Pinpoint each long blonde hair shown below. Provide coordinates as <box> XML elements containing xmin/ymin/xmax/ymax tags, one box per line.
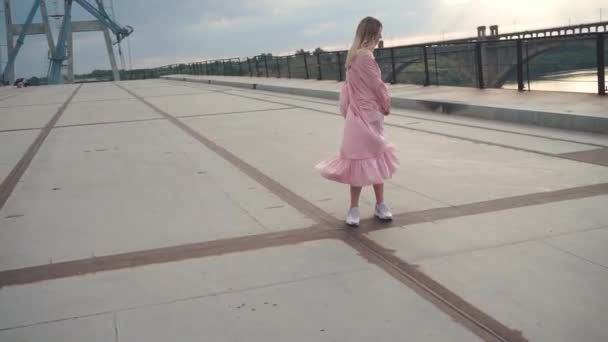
<box><xmin>345</xmin><ymin>17</ymin><xmax>383</xmax><ymax>69</ymax></box>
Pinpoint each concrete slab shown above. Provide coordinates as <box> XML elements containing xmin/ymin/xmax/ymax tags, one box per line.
<box><xmin>390</xmin><ymin>85</ymin><xmax>607</xmax><ymax>119</ymax></box>
<box><xmin>0</xmin><ymin>120</ymin><xmax>313</xmax><ymax>271</ymax></box>
<box><xmin>57</xmin><ymin>98</ymin><xmax>163</xmax><ymax>126</ymax></box>
<box><xmin>126</xmin><ymin>84</ymin><xmax>218</xmax><ymax>98</ymax></box>
<box><xmin>386</xmin><ymin>114</ymin><xmax>600</xmax><ymax>154</ymax></box>
<box><xmin>0</xmin><ymin>240</ymin><xmax>359</xmax><ymax>329</ymax></box>
<box><xmin>71</xmin><ymin>83</ymin><xmax>132</xmax><ymax>102</ymax></box>
<box><xmin>145</xmin><ymin>91</ymin><xmax>290</xmax><ymax>117</ymax></box>
<box><xmin>0</xmin><ymin>240</ymin><xmax>479</xmax><ymax>342</ymax></box>
<box><xmin>0</xmin><ymin>130</ymin><xmax>39</xmax><ymax>181</ymax></box>
<box><xmin>0</xmin><ymin>85</ymin><xmax>76</xmax><ymax>107</ymax></box>
<box><xmin>0</xmin><ymin>104</ymin><xmax>61</xmax><ymax>131</ymax></box>
<box><xmin>0</xmin><ymin>314</ymin><xmax>114</xmax><ymax>342</ymax></box>
<box><xmin>117</xmin><ymin>267</ymin><xmax>478</xmax><ymax>342</ymax></box>
<box><xmin>368</xmin><ymin>195</ymin><xmax>608</xmax><ymax>262</ymax></box>
<box><xmin>418</xmin><ymin>241</ymin><xmax>608</xmax><ymax>342</ymax></box>
<box><xmin>389</xmin><ymin>109</ymin><xmax>608</xmax><ymax>148</ymax></box>
<box><xmin>385</xmin><ymin>124</ymin><xmax>608</xmax><ymax>205</ymax></box>
<box><xmin>544</xmin><ymin>228</ymin><xmax>608</xmax><ymax>268</ymax></box>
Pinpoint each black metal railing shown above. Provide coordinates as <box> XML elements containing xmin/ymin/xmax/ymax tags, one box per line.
<box><xmin>147</xmin><ymin>32</ymin><xmax>608</xmax><ymax>95</ymax></box>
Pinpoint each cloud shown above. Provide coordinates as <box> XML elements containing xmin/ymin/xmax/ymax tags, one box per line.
<box><xmin>259</xmin><ymin>0</ymin><xmax>346</xmax><ymax>16</ymax></box>
<box><xmin>301</xmin><ymin>22</ymin><xmax>337</xmax><ymax>37</ymax></box>
<box><xmin>384</xmin><ymin>30</ymin><xmax>472</xmax><ymax>46</ymax></box>
<box><xmin>189</xmin><ymin>15</ymin><xmax>265</xmax><ymax>32</ymax></box>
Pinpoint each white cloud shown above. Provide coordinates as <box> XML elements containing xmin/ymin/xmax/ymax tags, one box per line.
<box><xmin>187</xmin><ymin>14</ymin><xmax>264</xmax><ymax>32</ymax></box>
<box><xmin>257</xmin><ymin>0</ymin><xmax>345</xmax><ymax>16</ymax></box>
<box><xmin>431</xmin><ymin>0</ymin><xmax>604</xmax><ymax>33</ymax></box>
<box><xmin>384</xmin><ymin>30</ymin><xmax>472</xmax><ymax>46</ymax></box>
<box><xmin>301</xmin><ymin>22</ymin><xmax>337</xmax><ymax>36</ymax></box>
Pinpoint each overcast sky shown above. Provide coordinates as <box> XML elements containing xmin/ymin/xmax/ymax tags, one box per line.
<box><xmin>1</xmin><ymin>0</ymin><xmax>605</xmax><ymax>77</ymax></box>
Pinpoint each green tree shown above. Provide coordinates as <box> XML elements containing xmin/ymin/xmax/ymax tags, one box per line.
<box><xmin>313</xmin><ymin>47</ymin><xmax>326</xmax><ymax>54</ymax></box>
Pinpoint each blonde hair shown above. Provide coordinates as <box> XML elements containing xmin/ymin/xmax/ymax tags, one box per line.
<box><xmin>345</xmin><ymin>17</ymin><xmax>383</xmax><ymax>69</ymax></box>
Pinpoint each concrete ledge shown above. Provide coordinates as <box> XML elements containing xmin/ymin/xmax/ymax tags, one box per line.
<box><xmin>166</xmin><ymin>76</ymin><xmax>257</xmax><ymax>90</ymax></box>
<box><xmin>162</xmin><ymin>76</ymin><xmax>608</xmax><ymax>134</ymax></box>
<box><xmin>391</xmin><ymin>97</ymin><xmax>608</xmax><ymax>134</ymax></box>
<box><xmin>255</xmin><ymin>84</ymin><xmax>340</xmax><ymax>101</ymax></box>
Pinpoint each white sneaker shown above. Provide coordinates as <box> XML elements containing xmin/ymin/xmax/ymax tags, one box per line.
<box><xmin>374</xmin><ymin>203</ymin><xmax>393</xmax><ymax>222</ymax></box>
<box><xmin>345</xmin><ymin>207</ymin><xmax>360</xmax><ymax>227</ymax></box>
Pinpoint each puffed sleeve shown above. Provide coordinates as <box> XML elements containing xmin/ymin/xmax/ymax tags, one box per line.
<box><xmin>358</xmin><ymin>52</ymin><xmax>390</xmax><ymax>114</ymax></box>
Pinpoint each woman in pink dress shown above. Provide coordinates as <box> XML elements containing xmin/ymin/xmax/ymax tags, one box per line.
<box><xmin>316</xmin><ymin>16</ymin><xmax>399</xmax><ymax>227</ymax></box>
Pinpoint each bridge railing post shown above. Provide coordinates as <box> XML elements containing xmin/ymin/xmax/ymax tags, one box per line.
<box><xmin>255</xmin><ymin>57</ymin><xmax>260</xmax><ymax>77</ymax></box>
<box><xmin>475</xmin><ymin>41</ymin><xmax>485</xmax><ymax>89</ymax></box>
<box><xmin>337</xmin><ymin>52</ymin><xmax>343</xmax><ymax>82</ymax></box>
<box><xmin>390</xmin><ymin>47</ymin><xmax>396</xmax><ymax>84</ymax></box>
<box><xmin>265</xmin><ymin>55</ymin><xmax>270</xmax><ymax>77</ymax></box>
<box><xmin>303</xmin><ymin>53</ymin><xmax>310</xmax><ymax>79</ymax></box>
<box><xmin>423</xmin><ymin>46</ymin><xmax>430</xmax><ymax>86</ymax></box>
<box><xmin>287</xmin><ymin>56</ymin><xmax>292</xmax><ymax>79</ymax></box>
<box><xmin>316</xmin><ymin>53</ymin><xmax>322</xmax><ymax>80</ymax></box>
<box><xmin>434</xmin><ymin>47</ymin><xmax>439</xmax><ymax>85</ymax></box>
<box><xmin>276</xmin><ymin>57</ymin><xmax>281</xmax><ymax>78</ymax></box>
<box><xmin>238</xmin><ymin>58</ymin><xmax>243</xmax><ymax>76</ymax></box>
<box><xmin>516</xmin><ymin>40</ymin><xmax>525</xmax><ymax>91</ymax></box>
<box><xmin>597</xmin><ymin>33</ymin><xmax>606</xmax><ymax>95</ymax></box>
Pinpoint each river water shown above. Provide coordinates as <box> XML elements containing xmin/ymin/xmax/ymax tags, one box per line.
<box><xmin>503</xmin><ymin>69</ymin><xmax>606</xmax><ymax>93</ymax></box>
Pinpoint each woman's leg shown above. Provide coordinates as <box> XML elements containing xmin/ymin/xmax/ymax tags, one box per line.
<box><xmin>350</xmin><ymin>186</ymin><xmax>362</xmax><ymax>208</ymax></box>
<box><xmin>373</xmin><ymin>183</ymin><xmax>384</xmax><ymax>204</ymax></box>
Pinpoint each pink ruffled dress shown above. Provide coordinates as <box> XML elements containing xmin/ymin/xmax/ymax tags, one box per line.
<box><xmin>316</xmin><ymin>49</ymin><xmax>399</xmax><ymax>187</ymax></box>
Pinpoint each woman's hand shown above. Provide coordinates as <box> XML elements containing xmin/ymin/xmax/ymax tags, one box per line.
<box><xmin>383</xmin><ymin>110</ymin><xmax>390</xmax><ymax>116</ymax></box>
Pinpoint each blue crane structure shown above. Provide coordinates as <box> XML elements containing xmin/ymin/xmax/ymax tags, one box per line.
<box><xmin>1</xmin><ymin>0</ymin><xmax>133</xmax><ymax>85</ymax></box>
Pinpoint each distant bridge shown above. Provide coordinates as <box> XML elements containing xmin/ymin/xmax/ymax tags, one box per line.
<box><xmin>385</xmin><ymin>21</ymin><xmax>607</xmax><ymax>88</ymax></box>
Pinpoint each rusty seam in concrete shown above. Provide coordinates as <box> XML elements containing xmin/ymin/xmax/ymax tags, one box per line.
<box><xmin>0</xmin><ymin>102</ymin><xmax>66</xmax><ymax>109</ymax></box>
<box><xmin>0</xmin><ymin>226</ymin><xmax>334</xmax><ymax>287</ymax></box>
<box><xmin>175</xmin><ymin>106</ymin><xmax>296</xmax><ymax>119</ymax></box>
<box><xmin>0</xmin><ymin>127</ymin><xmax>42</xmax><ymax>133</ymax></box>
<box><xmin>0</xmin><ymin>84</ymin><xmax>82</xmax><ymax>210</ymax></box>
<box><xmin>53</xmin><ymin>117</ymin><xmax>167</xmax><ymax>129</ymax></box>
<box><xmin>342</xmin><ymin>234</ymin><xmax>525</xmax><ymax>342</ymax></box>
<box><xmin>2</xmin><ymin>182</ymin><xmax>606</xmax><ymax>287</ymax></box>
<box><xmin>115</xmin><ymin>83</ymin><xmax>338</xmax><ymax>227</ymax></box>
